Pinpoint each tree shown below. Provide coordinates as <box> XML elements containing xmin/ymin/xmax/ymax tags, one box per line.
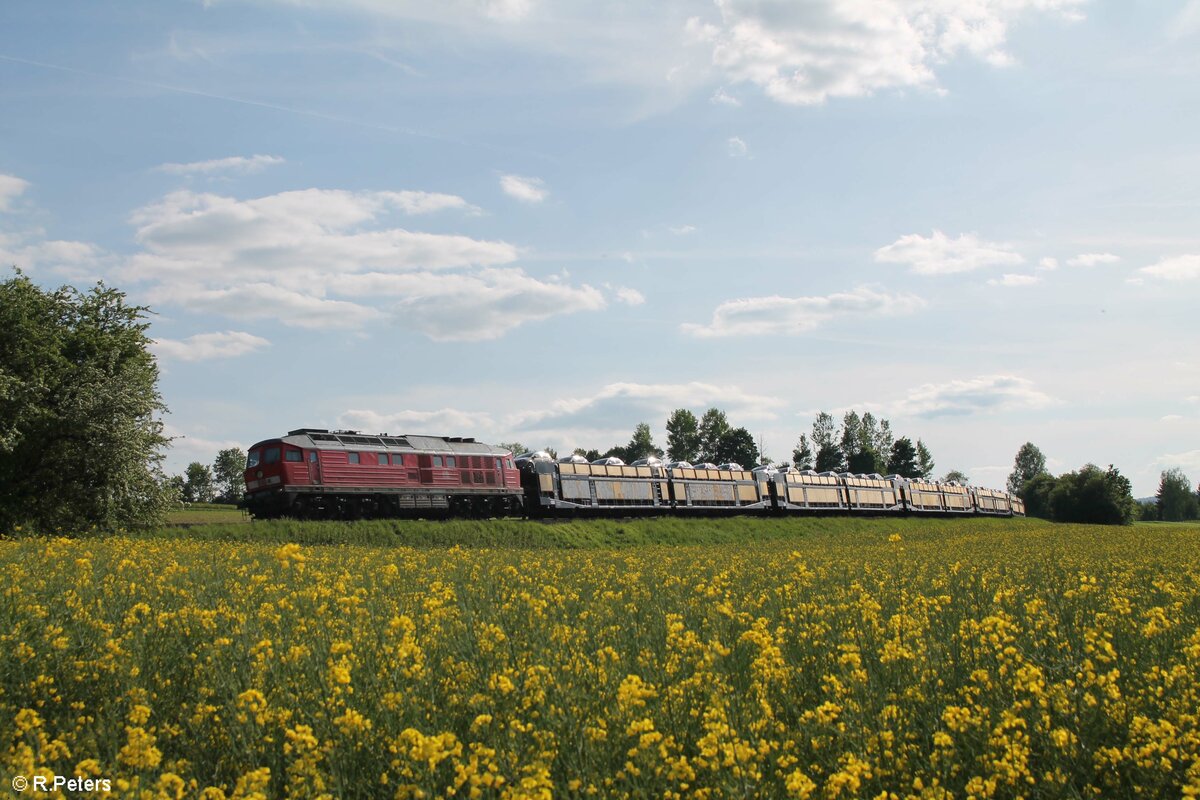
<box><xmin>792</xmin><ymin>434</ymin><xmax>814</xmax><ymax>471</ymax></box>
<box><xmin>715</xmin><ymin>427</ymin><xmax>758</xmax><ymax>467</ymax></box>
<box><xmin>1156</xmin><ymin>468</ymin><xmax>1199</xmax><ymax>521</ymax></box>
<box><xmin>916</xmin><ymin>439</ymin><xmax>935</xmax><ymax>479</ymax></box>
<box><xmin>838</xmin><ymin>411</ymin><xmax>863</xmax><ymax>470</ymax></box>
<box><xmin>665</xmin><ymin>409</ymin><xmax>701</xmax><ymax>463</ymax></box>
<box><xmin>810</xmin><ymin>412</ymin><xmax>843</xmax><ymax>472</ymax></box>
<box><xmin>1050</xmin><ymin>464</ymin><xmax>1137</xmax><ymax>525</ymax></box>
<box><xmin>213</xmin><ymin>447</ymin><xmax>247</xmax><ymax>503</ymax></box>
<box><xmin>1007</xmin><ymin>442</ymin><xmax>1048</xmax><ymax>496</ymax></box>
<box><xmin>1021</xmin><ymin>473</ymin><xmax>1057</xmax><ymax>519</ymax></box>
<box><xmin>941</xmin><ymin>469</ymin><xmax>969</xmax><ymax>484</ymax></box>
<box><xmin>574</xmin><ymin>447</ymin><xmax>601</xmax><ymax>462</ymax></box>
<box><xmin>1138</xmin><ymin>501</ymin><xmax>1159</xmax><ymax>522</ymax></box>
<box><xmin>697</xmin><ymin>408</ymin><xmax>731</xmax><ymax>464</ymax></box>
<box><xmin>184</xmin><ymin>462</ymin><xmax>215</xmax><ymax>503</ymax></box>
<box><xmin>0</xmin><ymin>271</ymin><xmax>173</xmax><ymax>532</ymax></box>
<box><xmin>887</xmin><ymin>438</ymin><xmax>921</xmax><ymax>478</ymax></box>
<box><xmin>497</xmin><ymin>442</ymin><xmax>527</xmax><ymax>456</ymax></box>
<box><xmin>624</xmin><ymin>422</ymin><xmax>664</xmax><ymax>461</ymax></box>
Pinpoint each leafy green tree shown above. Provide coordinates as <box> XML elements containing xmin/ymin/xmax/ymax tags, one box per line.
<box><xmin>1050</xmin><ymin>464</ymin><xmax>1137</xmax><ymax>525</ymax></box>
<box><xmin>213</xmin><ymin>447</ymin><xmax>247</xmax><ymax>503</ymax></box>
<box><xmin>1021</xmin><ymin>472</ymin><xmax>1057</xmax><ymax>519</ymax></box>
<box><xmin>792</xmin><ymin>434</ymin><xmax>814</xmax><ymax>471</ymax></box>
<box><xmin>623</xmin><ymin>422</ymin><xmax>664</xmax><ymax>461</ymax></box>
<box><xmin>1007</xmin><ymin>442</ymin><xmax>1048</xmax><ymax>496</ymax></box>
<box><xmin>697</xmin><ymin>408</ymin><xmax>731</xmax><ymax>464</ymax></box>
<box><xmin>941</xmin><ymin>469</ymin><xmax>970</xmax><ymax>484</ymax></box>
<box><xmin>916</xmin><ymin>439</ymin><xmax>935</xmax><ymax>479</ymax></box>
<box><xmin>887</xmin><ymin>437</ymin><xmax>921</xmax><ymax>478</ymax></box>
<box><xmin>1156</xmin><ymin>468</ymin><xmax>1199</xmax><ymax>521</ymax></box>
<box><xmin>715</xmin><ymin>427</ymin><xmax>758</xmax><ymax>467</ymax></box>
<box><xmin>1138</xmin><ymin>501</ymin><xmax>1159</xmax><ymax>522</ymax></box>
<box><xmin>810</xmin><ymin>412</ymin><xmax>843</xmax><ymax>471</ymax></box>
<box><xmin>184</xmin><ymin>462</ymin><xmax>215</xmax><ymax>503</ymax></box>
<box><xmin>665</xmin><ymin>409</ymin><xmax>701</xmax><ymax>463</ymax></box>
<box><xmin>838</xmin><ymin>411</ymin><xmax>863</xmax><ymax>469</ymax></box>
<box><xmin>0</xmin><ymin>271</ymin><xmax>172</xmax><ymax>532</ymax></box>
<box><xmin>574</xmin><ymin>447</ymin><xmax>601</xmax><ymax>462</ymax></box>
<box><xmin>497</xmin><ymin>442</ymin><xmax>527</xmax><ymax>456</ymax></box>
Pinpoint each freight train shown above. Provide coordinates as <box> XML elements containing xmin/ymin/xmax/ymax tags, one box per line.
<box><xmin>242</xmin><ymin>428</ymin><xmax>1026</xmax><ymax>519</ymax></box>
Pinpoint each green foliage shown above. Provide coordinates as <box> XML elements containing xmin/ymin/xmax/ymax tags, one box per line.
<box><xmin>620</xmin><ymin>422</ymin><xmax>663</xmax><ymax>462</ymax></box>
<box><xmin>916</xmin><ymin>439</ymin><xmax>935</xmax><ymax>479</ymax></box>
<box><xmin>815</xmin><ymin>444</ymin><xmax>843</xmax><ymax>473</ymax></box>
<box><xmin>664</xmin><ymin>409</ymin><xmax>700</xmax><ymax>463</ymax></box>
<box><xmin>697</xmin><ymin>408</ymin><xmax>731</xmax><ymax>464</ymax></box>
<box><xmin>496</xmin><ymin>442</ymin><xmax>527</xmax><ymax>457</ymax></box>
<box><xmin>887</xmin><ymin>437</ymin><xmax>921</xmax><ymax>478</ymax></box>
<box><xmin>1008</xmin><ymin>442</ymin><xmax>1048</xmax><ymax>495</ymax></box>
<box><xmin>212</xmin><ymin>447</ymin><xmax>246</xmax><ymax>503</ymax></box>
<box><xmin>792</xmin><ymin>434</ymin><xmax>814</xmax><ymax>471</ymax></box>
<box><xmin>1021</xmin><ymin>472</ymin><xmax>1058</xmax><ymax>520</ymax></box>
<box><xmin>1049</xmin><ymin>464</ymin><xmax>1138</xmax><ymax>525</ymax></box>
<box><xmin>1157</xmin><ymin>468</ymin><xmax>1200</xmax><ymax>521</ymax></box>
<box><xmin>1138</xmin><ymin>501</ymin><xmax>1159</xmax><ymax>522</ymax></box>
<box><xmin>0</xmin><ymin>271</ymin><xmax>172</xmax><ymax>532</ymax></box>
<box><xmin>941</xmin><ymin>470</ymin><xmax>970</xmax><ymax>484</ymax></box>
<box><xmin>715</xmin><ymin>426</ymin><xmax>758</xmax><ymax>467</ymax></box>
<box><xmin>184</xmin><ymin>461</ymin><xmax>215</xmax><ymax>503</ymax></box>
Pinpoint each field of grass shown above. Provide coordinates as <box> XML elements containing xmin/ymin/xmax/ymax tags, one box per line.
<box><xmin>2</xmin><ymin>517</ymin><xmax>1199</xmax><ymax>798</ymax></box>
<box><xmin>165</xmin><ymin>503</ymin><xmax>249</xmax><ymax>526</ymax></box>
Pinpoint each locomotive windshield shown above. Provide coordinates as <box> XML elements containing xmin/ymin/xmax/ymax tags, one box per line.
<box><xmin>247</xmin><ymin>449</ymin><xmax>260</xmax><ymax>468</ymax></box>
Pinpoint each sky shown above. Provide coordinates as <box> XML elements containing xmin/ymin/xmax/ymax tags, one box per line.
<box><xmin>1</xmin><ymin>0</ymin><xmax>1198</xmax><ymax>496</ymax></box>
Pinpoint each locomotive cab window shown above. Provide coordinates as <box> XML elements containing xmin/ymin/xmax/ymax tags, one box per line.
<box><xmin>285</xmin><ymin>450</ymin><xmax>302</xmax><ymax>462</ymax></box>
<box><xmin>263</xmin><ymin>447</ymin><xmax>280</xmax><ymax>465</ymax></box>
<box><xmin>247</xmin><ymin>450</ymin><xmax>260</xmax><ymax>468</ymax></box>
<box><xmin>377</xmin><ymin>453</ymin><xmax>389</xmax><ymax>466</ymax></box>
<box><xmin>348</xmin><ymin>453</ymin><xmax>360</xmax><ymax>464</ymax></box>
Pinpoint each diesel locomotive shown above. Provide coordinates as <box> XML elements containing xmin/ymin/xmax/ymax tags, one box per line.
<box><xmin>242</xmin><ymin>428</ymin><xmax>1026</xmax><ymax>520</ymax></box>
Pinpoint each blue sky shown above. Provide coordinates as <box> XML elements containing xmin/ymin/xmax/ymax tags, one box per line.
<box><xmin>2</xmin><ymin>0</ymin><xmax>1198</xmax><ymax>495</ymax></box>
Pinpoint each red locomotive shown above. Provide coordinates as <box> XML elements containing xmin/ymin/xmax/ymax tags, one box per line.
<box><xmin>242</xmin><ymin>428</ymin><xmax>522</xmax><ymax>519</ymax></box>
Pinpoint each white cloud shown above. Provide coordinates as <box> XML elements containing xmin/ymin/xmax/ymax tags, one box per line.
<box><xmin>615</xmin><ymin>286</ymin><xmax>645</xmax><ymax>306</ymax></box>
<box><xmin>681</xmin><ymin>285</ymin><xmax>925</xmax><ymax>338</ymax></box>
<box><xmin>887</xmin><ymin>374</ymin><xmax>1057</xmax><ymax>418</ymax></box>
<box><xmin>687</xmin><ymin>0</ymin><xmax>1085</xmax><ymax>106</ymax></box>
<box><xmin>1154</xmin><ymin>449</ymin><xmax>1200</xmax><ymax>474</ymax></box>
<box><xmin>1161</xmin><ymin>414</ymin><xmax>1185</xmax><ymax>423</ymax></box>
<box><xmin>152</xmin><ymin>331</ymin><xmax>271</xmax><ymax>361</ymax></box>
<box><xmin>1169</xmin><ymin>0</ymin><xmax>1200</xmax><ymax>38</ymax></box>
<box><xmin>875</xmin><ymin>230</ymin><xmax>1024</xmax><ymax>275</ymax></box>
<box><xmin>157</xmin><ymin>154</ymin><xmax>286</xmax><ymax>176</ymax></box>
<box><xmin>987</xmin><ymin>273</ymin><xmax>1041</xmax><ymax>287</ymax></box>
<box><xmin>146</xmin><ymin>282</ymin><xmax>386</xmax><ymax>329</ymax></box>
<box><xmin>667</xmin><ymin>224</ymin><xmax>697</xmax><ymax>235</ymax></box>
<box><xmin>119</xmin><ymin>187</ymin><xmax>606</xmax><ymax>337</ymax></box>
<box><xmin>0</xmin><ymin>174</ymin><xmax>30</xmax><ymax>211</ymax></box>
<box><xmin>710</xmin><ymin>87</ymin><xmax>741</xmax><ymax>106</ymax></box>
<box><xmin>1038</xmin><ymin>257</ymin><xmax>1059</xmax><ymax>271</ymax></box>
<box><xmin>338</xmin><ymin>407</ymin><xmax>497</xmax><ymax>434</ymax></box>
<box><xmin>1138</xmin><ymin>254</ymin><xmax>1200</xmax><ymax>281</ymax></box>
<box><xmin>727</xmin><ymin>136</ymin><xmax>748</xmax><ymax>157</ymax></box>
<box><xmin>513</xmin><ymin>380</ymin><xmax>784</xmax><ymax>433</ymax></box>
<box><xmin>499</xmin><ymin>174</ymin><xmax>548</xmax><ymax>203</ymax></box>
<box><xmin>1066</xmin><ymin>252</ymin><xmax>1120</xmax><ymax>267</ymax></box>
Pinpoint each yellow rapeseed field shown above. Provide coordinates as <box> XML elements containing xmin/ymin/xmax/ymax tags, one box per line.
<box><xmin>2</xmin><ymin>520</ymin><xmax>1199</xmax><ymax>799</ymax></box>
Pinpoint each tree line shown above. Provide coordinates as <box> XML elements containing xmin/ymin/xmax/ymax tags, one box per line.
<box><xmin>1005</xmin><ymin>442</ymin><xmax>1200</xmax><ymax>525</ymax></box>
<box><xmin>169</xmin><ymin>448</ymin><xmax>247</xmax><ymax>505</ymax></box>
<box><xmin>502</xmin><ymin>408</ymin><xmax>947</xmax><ymax>479</ymax></box>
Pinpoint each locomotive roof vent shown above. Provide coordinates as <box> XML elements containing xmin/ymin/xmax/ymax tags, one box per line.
<box><xmin>288</xmin><ymin>427</ymin><xmax>330</xmax><ymax>436</ymax></box>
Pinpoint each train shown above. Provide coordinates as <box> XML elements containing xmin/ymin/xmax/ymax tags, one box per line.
<box><xmin>241</xmin><ymin>428</ymin><xmax>1026</xmax><ymax>519</ymax></box>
